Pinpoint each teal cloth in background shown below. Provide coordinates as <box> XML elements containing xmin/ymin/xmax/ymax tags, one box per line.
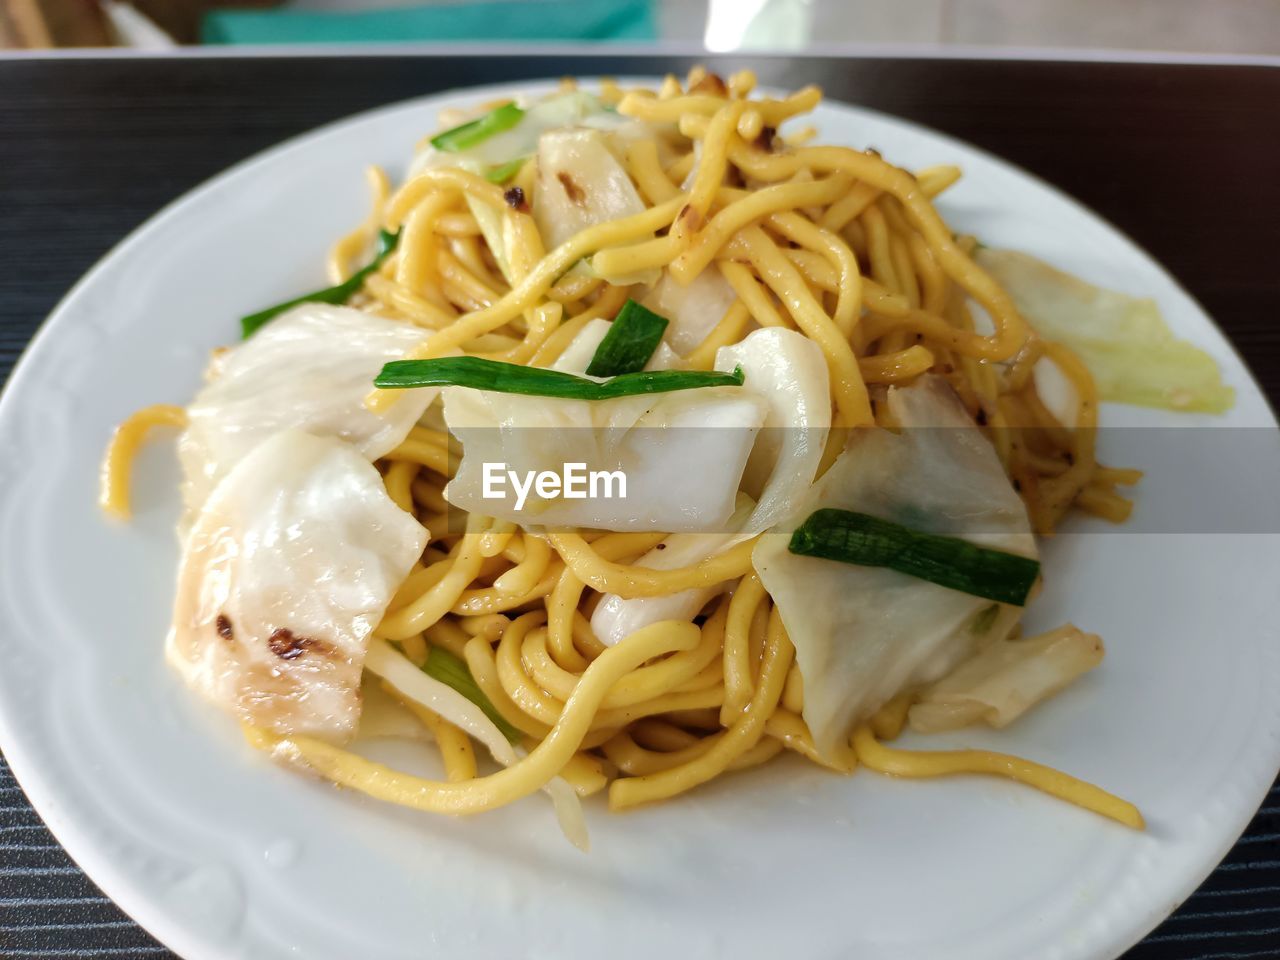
<box><xmin>202</xmin><ymin>0</ymin><xmax>655</xmax><ymax>45</ymax></box>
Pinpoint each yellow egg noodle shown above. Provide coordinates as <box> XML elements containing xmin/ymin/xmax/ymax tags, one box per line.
<box><xmin>102</xmin><ymin>70</ymin><xmax>1149</xmax><ymax>844</ymax></box>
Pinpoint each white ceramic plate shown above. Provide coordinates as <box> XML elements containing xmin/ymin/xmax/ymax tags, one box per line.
<box><xmin>2</xmin><ymin>79</ymin><xmax>1279</xmax><ymax>960</ymax></box>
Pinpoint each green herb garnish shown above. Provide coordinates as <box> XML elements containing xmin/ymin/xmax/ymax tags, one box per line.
<box><xmin>788</xmin><ymin>509</ymin><xmax>1040</xmax><ymax>606</ymax></box>
<box><xmin>375</xmin><ymin>356</ymin><xmax>745</xmax><ymax>399</ymax></box>
<box><xmin>483</xmin><ymin>157</ymin><xmax>527</xmax><ymax>184</ymax></box>
<box><xmin>423</xmin><ymin>647</ymin><xmax>521</xmax><ymax>742</ymax></box>
<box><xmin>585</xmin><ymin>299</ymin><xmax>670</xmax><ymax>377</ymax></box>
<box><xmin>430</xmin><ymin>102</ymin><xmax>524</xmax><ymax>153</ymax></box>
<box><xmin>240</xmin><ymin>229</ymin><xmax>399</xmax><ymax>339</ymax></box>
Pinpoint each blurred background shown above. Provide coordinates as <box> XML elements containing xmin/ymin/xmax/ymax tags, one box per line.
<box><xmin>2</xmin><ymin>0</ymin><xmax>1278</xmax><ymax>53</ymax></box>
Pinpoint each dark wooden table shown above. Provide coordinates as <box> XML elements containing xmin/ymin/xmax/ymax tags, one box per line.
<box><xmin>1</xmin><ymin>53</ymin><xmax>1278</xmax><ymax>960</ymax></box>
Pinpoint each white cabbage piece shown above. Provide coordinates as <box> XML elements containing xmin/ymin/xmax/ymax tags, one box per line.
<box><xmin>179</xmin><ymin>304</ymin><xmax>436</xmax><ymax>512</ymax></box>
<box><xmin>641</xmin><ymin>266</ymin><xmax>740</xmax><ymax>356</ymax></box>
<box><xmin>442</xmin><ymin>299</ymin><xmax>762</xmax><ymax>535</ymax></box>
<box><xmin>587</xmin><ymin>114</ymin><xmax>676</xmax><ymax>166</ymax></box>
<box><xmin>588</xmin><ymin>534</ymin><xmax>727</xmax><ymax>648</ymax></box>
<box><xmin>753</xmin><ymin>376</ymin><xmax>1037</xmax><ymax>761</ymax></box>
<box><xmin>589</xmin><ymin>329</ymin><xmax>832</xmax><ymax>645</ymax></box>
<box><xmin>409</xmin><ymin>90</ymin><xmax>661</xmax><ymax>286</ymax></box>
<box><xmin>908</xmin><ymin>623</ymin><xmax>1104</xmax><ymax>733</ymax></box>
<box><xmin>549</xmin><ymin>317</ymin><xmax>681</xmax><ymax>376</ymax></box>
<box><xmin>409</xmin><ymin>90</ymin><xmax>620</xmax><ymax>179</ymax></box>
<box><xmin>715</xmin><ymin>327</ymin><xmax>832</xmax><ymax>533</ymax></box>
<box><xmin>410</xmin><ymin>91</ymin><xmax>625</xmax><ymax>285</ymax></box>
<box><xmin>977</xmin><ymin>248</ymin><xmax>1234</xmax><ymax>414</ymax></box>
<box><xmin>535</xmin><ymin>128</ymin><xmax>655</xmax><ymax>286</ymax></box>
<box><xmin>590</xmin><ymin>496</ymin><xmax>753</xmax><ymax>647</ymax></box>
<box><xmin>442</xmin><ymin>382</ymin><xmax>766</xmax><ymax>532</ymax></box>
<box><xmin>169</xmin><ymin>430</ymin><xmax>428</xmax><ymax>742</ymax></box>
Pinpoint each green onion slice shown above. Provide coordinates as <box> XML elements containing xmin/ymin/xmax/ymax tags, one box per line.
<box><xmin>430</xmin><ymin>102</ymin><xmax>524</xmax><ymax>153</ymax></box>
<box><xmin>240</xmin><ymin>229</ymin><xmax>399</xmax><ymax>339</ymax></box>
<box><xmin>483</xmin><ymin>157</ymin><xmax>528</xmax><ymax>184</ymax></box>
<box><xmin>585</xmin><ymin>299</ymin><xmax>670</xmax><ymax>377</ymax></box>
<box><xmin>422</xmin><ymin>647</ymin><xmax>521</xmax><ymax>742</ymax></box>
<box><xmin>788</xmin><ymin>508</ymin><xmax>1041</xmax><ymax>606</ymax></box>
<box><xmin>375</xmin><ymin>355</ymin><xmax>745</xmax><ymax>399</ymax></box>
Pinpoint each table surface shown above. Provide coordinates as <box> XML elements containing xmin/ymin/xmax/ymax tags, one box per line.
<box><xmin>1</xmin><ymin>53</ymin><xmax>1278</xmax><ymax>960</ymax></box>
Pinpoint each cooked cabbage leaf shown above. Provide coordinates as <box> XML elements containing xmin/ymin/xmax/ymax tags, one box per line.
<box><xmin>179</xmin><ymin>304</ymin><xmax>440</xmax><ymax>513</ymax></box>
<box><xmin>169</xmin><ymin>430</ymin><xmax>427</xmax><ymax>743</ymax></box>
<box><xmin>441</xmin><ymin>383</ymin><xmax>766</xmax><ymax>532</ymax></box>
<box><xmin>536</xmin><ymin>128</ymin><xmax>656</xmax><ymax>285</ymax></box>
<box><xmin>411</xmin><ymin>90</ymin><xmax>624</xmax><ymax>178</ymax></box>
<box><xmin>441</xmin><ymin>301</ymin><xmax>749</xmax><ymax>538</ymax></box>
<box><xmin>978</xmin><ymin>248</ymin><xmax>1234</xmax><ymax>413</ymax></box>
<box><xmin>410</xmin><ymin>91</ymin><xmax>633</xmax><ymax>285</ymax></box>
<box><xmin>715</xmin><ymin>327</ymin><xmax>832</xmax><ymax>534</ymax></box>
<box><xmin>641</xmin><ymin>266</ymin><xmax>740</xmax><ymax>356</ymax></box>
<box><xmin>589</xmin><ymin>496</ymin><xmax>753</xmax><ymax>647</ymax></box>
<box><xmin>908</xmin><ymin>623</ymin><xmax>1104</xmax><ymax>733</ymax></box>
<box><xmin>590</xmin><ymin>329</ymin><xmax>831</xmax><ymax>645</ymax></box>
<box><xmin>753</xmin><ymin>377</ymin><xmax>1036</xmax><ymax>760</ymax></box>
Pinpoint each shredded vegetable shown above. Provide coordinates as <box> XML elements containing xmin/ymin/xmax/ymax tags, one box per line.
<box><xmin>423</xmin><ymin>646</ymin><xmax>522</xmax><ymax>742</ymax></box>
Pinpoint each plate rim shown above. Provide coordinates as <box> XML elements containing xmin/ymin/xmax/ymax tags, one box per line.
<box><xmin>1</xmin><ymin>76</ymin><xmax>1278</xmax><ymax>960</ymax></box>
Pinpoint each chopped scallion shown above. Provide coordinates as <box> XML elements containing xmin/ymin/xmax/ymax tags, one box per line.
<box><xmin>240</xmin><ymin>229</ymin><xmax>399</xmax><ymax>339</ymax></box>
<box><xmin>788</xmin><ymin>508</ymin><xmax>1040</xmax><ymax>606</ymax></box>
<box><xmin>585</xmin><ymin>299</ymin><xmax>669</xmax><ymax>377</ymax></box>
<box><xmin>430</xmin><ymin>102</ymin><xmax>524</xmax><ymax>153</ymax></box>
<box><xmin>484</xmin><ymin>157</ymin><xmax>527</xmax><ymax>184</ymax></box>
<box><xmin>423</xmin><ymin>647</ymin><xmax>521</xmax><ymax>742</ymax></box>
<box><xmin>375</xmin><ymin>355</ymin><xmax>745</xmax><ymax>399</ymax></box>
